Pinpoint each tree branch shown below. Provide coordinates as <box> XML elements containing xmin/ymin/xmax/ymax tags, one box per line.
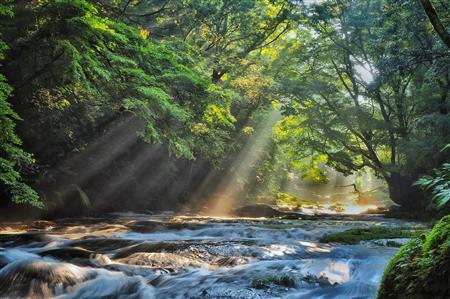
<box><xmin>420</xmin><ymin>0</ymin><xmax>450</xmax><ymax>49</ymax></box>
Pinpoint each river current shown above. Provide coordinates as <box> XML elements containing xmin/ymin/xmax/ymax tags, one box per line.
<box><xmin>0</xmin><ymin>213</ymin><xmax>419</xmax><ymax>298</ymax></box>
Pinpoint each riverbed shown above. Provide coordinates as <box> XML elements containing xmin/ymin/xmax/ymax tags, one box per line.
<box><xmin>0</xmin><ymin>213</ymin><xmax>421</xmax><ymax>298</ymax></box>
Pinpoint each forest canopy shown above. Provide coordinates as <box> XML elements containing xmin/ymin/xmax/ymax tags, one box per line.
<box><xmin>0</xmin><ymin>0</ymin><xmax>449</xmax><ymax>215</ymax></box>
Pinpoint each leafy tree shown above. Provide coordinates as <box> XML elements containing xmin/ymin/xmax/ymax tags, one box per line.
<box><xmin>95</xmin><ymin>0</ymin><xmax>294</xmax><ymax>82</ymax></box>
<box><xmin>0</xmin><ymin>1</ymin><xmax>41</xmax><ymax>206</ymax></box>
<box><xmin>0</xmin><ymin>0</ymin><xmax>41</xmax><ymax>206</ymax></box>
<box><xmin>180</xmin><ymin>0</ymin><xmax>293</xmax><ymax>82</ymax></box>
<box><xmin>274</xmin><ymin>0</ymin><xmax>449</xmax><ymax>207</ymax></box>
<box><xmin>0</xmin><ymin>0</ymin><xmax>244</xmax><ymax>208</ymax></box>
<box><xmin>0</xmin><ymin>0</ymin><xmax>448</xmax><ymax>212</ymax></box>
<box><xmin>2</xmin><ymin>0</ymin><xmax>236</xmax><ymax>165</ymax></box>
<box><xmin>419</xmin><ymin>0</ymin><xmax>450</xmax><ymax>49</ymax></box>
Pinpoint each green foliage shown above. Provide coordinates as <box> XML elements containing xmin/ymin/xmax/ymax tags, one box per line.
<box><xmin>0</xmin><ymin>0</ymin><xmax>448</xmax><ymax>212</ymax></box>
<box><xmin>251</xmin><ymin>274</ymin><xmax>296</xmax><ymax>289</ymax></box>
<box><xmin>273</xmin><ymin>115</ymin><xmax>329</xmax><ymax>182</ymax></box>
<box><xmin>319</xmin><ymin>226</ymin><xmax>425</xmax><ymax>245</ymax></box>
<box><xmin>174</xmin><ymin>0</ymin><xmax>293</xmax><ymax>80</ymax></box>
<box><xmin>97</xmin><ymin>0</ymin><xmax>294</xmax><ymax>82</ymax></box>
<box><xmin>4</xmin><ymin>0</ymin><xmax>238</xmax><ymax>164</ymax></box>
<box><xmin>275</xmin><ymin>192</ymin><xmax>316</xmax><ymax>209</ymax></box>
<box><xmin>1</xmin><ymin>0</ymin><xmax>269</xmax><ymax>206</ymax></box>
<box><xmin>414</xmin><ymin>144</ymin><xmax>450</xmax><ymax>210</ymax></box>
<box><xmin>0</xmin><ymin>0</ymin><xmax>41</xmax><ymax>206</ymax></box>
<box><xmin>273</xmin><ymin>0</ymin><xmax>449</xmax><ymax>207</ymax></box>
<box><xmin>377</xmin><ymin>216</ymin><xmax>450</xmax><ymax>299</ymax></box>
<box><xmin>415</xmin><ymin>162</ymin><xmax>450</xmax><ymax>210</ymax></box>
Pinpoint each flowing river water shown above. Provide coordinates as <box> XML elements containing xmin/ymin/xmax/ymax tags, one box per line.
<box><xmin>0</xmin><ymin>213</ymin><xmax>420</xmax><ymax>299</ymax></box>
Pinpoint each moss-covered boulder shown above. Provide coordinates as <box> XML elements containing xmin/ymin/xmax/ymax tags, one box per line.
<box><xmin>377</xmin><ymin>215</ymin><xmax>450</xmax><ymax>299</ymax></box>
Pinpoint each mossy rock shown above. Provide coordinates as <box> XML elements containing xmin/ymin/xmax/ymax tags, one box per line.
<box><xmin>377</xmin><ymin>215</ymin><xmax>450</xmax><ymax>299</ymax></box>
<box><xmin>319</xmin><ymin>226</ymin><xmax>423</xmax><ymax>244</ymax></box>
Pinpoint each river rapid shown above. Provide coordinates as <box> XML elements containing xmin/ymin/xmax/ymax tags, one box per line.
<box><xmin>0</xmin><ymin>213</ymin><xmax>420</xmax><ymax>299</ymax></box>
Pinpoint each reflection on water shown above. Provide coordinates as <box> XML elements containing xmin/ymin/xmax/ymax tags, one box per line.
<box><xmin>298</xmin><ymin>241</ymin><xmax>331</xmax><ymax>253</ymax></box>
<box><xmin>0</xmin><ymin>214</ymin><xmax>420</xmax><ymax>298</ymax></box>
<box><xmin>320</xmin><ymin>261</ymin><xmax>351</xmax><ymax>284</ymax></box>
<box><xmin>287</xmin><ymin>203</ymin><xmax>380</xmax><ymax>216</ymax></box>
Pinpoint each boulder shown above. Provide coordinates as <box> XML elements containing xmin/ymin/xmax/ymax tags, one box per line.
<box><xmin>377</xmin><ymin>215</ymin><xmax>450</xmax><ymax>299</ymax></box>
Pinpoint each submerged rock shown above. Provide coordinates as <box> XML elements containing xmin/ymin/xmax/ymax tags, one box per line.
<box><xmin>116</xmin><ymin>252</ymin><xmax>198</xmax><ymax>269</ymax></box>
<box><xmin>113</xmin><ymin>241</ymin><xmax>191</xmax><ymax>259</ymax></box>
<box><xmin>0</xmin><ymin>259</ymin><xmax>96</xmax><ymax>298</ymax></box>
<box><xmin>69</xmin><ymin>238</ymin><xmax>139</xmax><ymax>252</ymax></box>
<box><xmin>216</xmin><ymin>256</ymin><xmax>250</xmax><ymax>267</ymax></box>
<box><xmin>89</xmin><ymin>253</ymin><xmax>112</xmax><ymax>267</ymax></box>
<box><xmin>0</xmin><ymin>232</ymin><xmax>52</xmax><ymax>247</ymax></box>
<box><xmin>39</xmin><ymin>247</ymin><xmax>93</xmax><ymax>260</ymax></box>
<box><xmin>31</xmin><ymin>220</ymin><xmax>56</xmax><ymax>230</ymax></box>
<box><xmin>61</xmin><ymin>275</ymin><xmax>155</xmax><ymax>299</ymax></box>
<box><xmin>377</xmin><ymin>215</ymin><xmax>450</xmax><ymax>299</ymax></box>
<box><xmin>251</xmin><ymin>274</ymin><xmax>297</xmax><ymax>289</ymax></box>
<box><xmin>303</xmin><ymin>274</ymin><xmax>334</xmax><ymax>287</ymax></box>
<box><xmin>0</xmin><ymin>254</ymin><xmax>154</xmax><ymax>298</ymax></box>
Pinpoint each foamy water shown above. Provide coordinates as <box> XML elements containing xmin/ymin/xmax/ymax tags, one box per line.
<box><xmin>0</xmin><ymin>214</ymin><xmax>420</xmax><ymax>298</ymax></box>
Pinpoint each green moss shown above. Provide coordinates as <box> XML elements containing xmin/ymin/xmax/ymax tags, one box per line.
<box><xmin>275</xmin><ymin>192</ymin><xmax>317</xmax><ymax>209</ymax></box>
<box><xmin>251</xmin><ymin>275</ymin><xmax>296</xmax><ymax>289</ymax></box>
<box><xmin>319</xmin><ymin>226</ymin><xmax>424</xmax><ymax>244</ymax></box>
<box><xmin>377</xmin><ymin>215</ymin><xmax>450</xmax><ymax>299</ymax></box>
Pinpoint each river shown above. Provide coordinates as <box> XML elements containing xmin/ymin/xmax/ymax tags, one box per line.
<box><xmin>0</xmin><ymin>213</ymin><xmax>419</xmax><ymax>298</ymax></box>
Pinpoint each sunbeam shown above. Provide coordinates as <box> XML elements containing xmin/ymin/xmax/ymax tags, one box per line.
<box><xmin>204</xmin><ymin>109</ymin><xmax>283</xmax><ymax>216</ymax></box>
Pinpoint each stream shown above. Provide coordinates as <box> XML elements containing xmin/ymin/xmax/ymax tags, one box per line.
<box><xmin>0</xmin><ymin>213</ymin><xmax>420</xmax><ymax>299</ymax></box>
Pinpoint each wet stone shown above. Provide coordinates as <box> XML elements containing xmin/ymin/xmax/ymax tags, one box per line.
<box><xmin>69</xmin><ymin>238</ymin><xmax>140</xmax><ymax>252</ymax></box>
<box><xmin>38</xmin><ymin>246</ymin><xmax>93</xmax><ymax>260</ymax></box>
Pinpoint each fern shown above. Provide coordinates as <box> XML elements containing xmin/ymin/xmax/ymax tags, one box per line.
<box><xmin>415</xmin><ymin>162</ymin><xmax>450</xmax><ymax>209</ymax></box>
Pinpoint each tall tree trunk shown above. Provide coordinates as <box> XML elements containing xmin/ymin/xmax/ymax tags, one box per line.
<box><xmin>386</xmin><ymin>172</ymin><xmax>425</xmax><ymax>208</ymax></box>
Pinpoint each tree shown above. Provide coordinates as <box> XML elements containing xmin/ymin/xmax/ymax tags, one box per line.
<box><xmin>274</xmin><ymin>0</ymin><xmax>450</xmax><ymax>207</ymax></box>
<box><xmin>0</xmin><ymin>0</ymin><xmax>41</xmax><ymax>206</ymax></box>
<box><xmin>2</xmin><ymin>0</ymin><xmax>238</xmax><ymax>164</ymax></box>
<box><xmin>95</xmin><ymin>0</ymin><xmax>294</xmax><ymax>82</ymax></box>
<box><xmin>0</xmin><ymin>0</ymin><xmax>241</xmax><ymax>208</ymax></box>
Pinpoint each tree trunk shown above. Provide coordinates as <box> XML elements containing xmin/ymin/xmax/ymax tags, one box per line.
<box><xmin>386</xmin><ymin>172</ymin><xmax>425</xmax><ymax>208</ymax></box>
<box><xmin>419</xmin><ymin>0</ymin><xmax>450</xmax><ymax>49</ymax></box>
<box><xmin>212</xmin><ymin>69</ymin><xmax>226</xmax><ymax>83</ymax></box>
